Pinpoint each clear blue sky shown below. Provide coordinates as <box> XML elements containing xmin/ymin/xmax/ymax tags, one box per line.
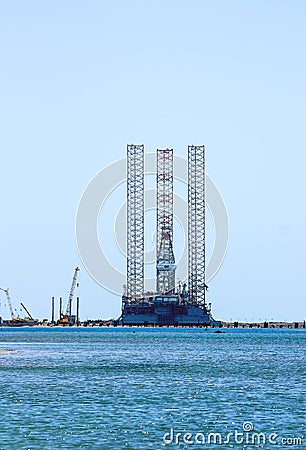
<box><xmin>0</xmin><ymin>0</ymin><xmax>305</xmax><ymax>322</ymax></box>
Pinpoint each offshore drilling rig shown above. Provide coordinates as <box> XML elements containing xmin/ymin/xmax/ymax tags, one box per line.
<box><xmin>121</xmin><ymin>144</ymin><xmax>220</xmax><ymax>326</ymax></box>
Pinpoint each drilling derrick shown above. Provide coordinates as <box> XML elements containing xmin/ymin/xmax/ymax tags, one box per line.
<box><xmin>188</xmin><ymin>145</ymin><xmax>206</xmax><ymax>307</ymax></box>
<box><xmin>126</xmin><ymin>144</ymin><xmax>145</xmax><ymax>302</ymax></box>
<box><xmin>156</xmin><ymin>149</ymin><xmax>176</xmax><ymax>294</ymax></box>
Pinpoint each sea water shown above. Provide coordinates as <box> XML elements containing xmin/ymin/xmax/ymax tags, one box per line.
<box><xmin>0</xmin><ymin>328</ymin><xmax>305</xmax><ymax>449</ymax></box>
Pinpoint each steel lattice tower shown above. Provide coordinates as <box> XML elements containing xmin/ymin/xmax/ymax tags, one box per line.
<box><xmin>188</xmin><ymin>145</ymin><xmax>206</xmax><ymax>306</ymax></box>
<box><xmin>126</xmin><ymin>144</ymin><xmax>144</xmax><ymax>301</ymax></box>
<box><xmin>156</xmin><ymin>149</ymin><xmax>176</xmax><ymax>294</ymax></box>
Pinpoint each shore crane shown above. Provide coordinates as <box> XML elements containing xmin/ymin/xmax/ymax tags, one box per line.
<box><xmin>20</xmin><ymin>302</ymin><xmax>34</xmax><ymax>320</ymax></box>
<box><xmin>59</xmin><ymin>267</ymin><xmax>80</xmax><ymax>324</ymax></box>
<box><xmin>0</xmin><ymin>288</ymin><xmax>15</xmax><ymax>320</ymax></box>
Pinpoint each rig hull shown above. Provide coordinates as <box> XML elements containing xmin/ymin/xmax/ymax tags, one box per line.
<box><xmin>121</xmin><ymin>295</ymin><xmax>221</xmax><ymax>327</ymax></box>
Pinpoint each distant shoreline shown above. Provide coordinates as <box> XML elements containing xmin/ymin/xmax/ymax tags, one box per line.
<box><xmin>0</xmin><ymin>321</ymin><xmax>305</xmax><ymax>330</ymax></box>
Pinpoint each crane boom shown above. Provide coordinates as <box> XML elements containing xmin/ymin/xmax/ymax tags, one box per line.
<box><xmin>20</xmin><ymin>302</ymin><xmax>34</xmax><ymax>320</ymax></box>
<box><xmin>65</xmin><ymin>267</ymin><xmax>80</xmax><ymax>317</ymax></box>
<box><xmin>0</xmin><ymin>288</ymin><xmax>15</xmax><ymax>319</ymax></box>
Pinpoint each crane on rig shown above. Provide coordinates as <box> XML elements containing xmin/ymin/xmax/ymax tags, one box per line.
<box><xmin>0</xmin><ymin>288</ymin><xmax>15</xmax><ymax>320</ymax></box>
<box><xmin>59</xmin><ymin>267</ymin><xmax>80</xmax><ymax>325</ymax></box>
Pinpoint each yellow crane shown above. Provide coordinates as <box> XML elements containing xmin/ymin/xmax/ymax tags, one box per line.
<box><xmin>59</xmin><ymin>267</ymin><xmax>80</xmax><ymax>325</ymax></box>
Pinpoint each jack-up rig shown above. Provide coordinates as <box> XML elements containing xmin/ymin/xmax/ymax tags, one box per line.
<box><xmin>121</xmin><ymin>145</ymin><xmax>221</xmax><ymax>326</ymax></box>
